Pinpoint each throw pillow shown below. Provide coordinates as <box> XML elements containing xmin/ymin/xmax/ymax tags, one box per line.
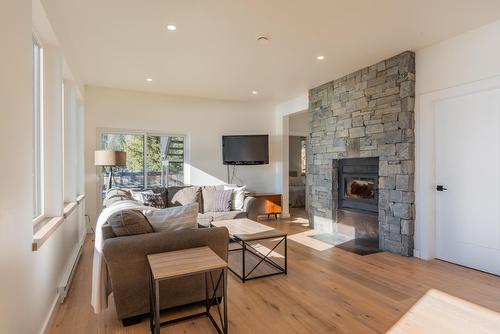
<box><xmin>143</xmin><ymin>203</ymin><xmax>199</xmax><ymax>232</ymax></box>
<box><xmin>142</xmin><ymin>192</ymin><xmax>166</xmax><ymax>208</ymax></box>
<box><xmin>201</xmin><ymin>186</ymin><xmax>217</xmax><ymax>212</ymax></box>
<box><xmin>223</xmin><ymin>185</ymin><xmax>246</xmax><ymax>210</ymax></box>
<box><xmin>103</xmin><ymin>188</ymin><xmax>133</xmax><ymax>207</ymax></box>
<box><xmin>107</xmin><ymin>210</ymin><xmax>153</xmax><ymax>237</ymax></box>
<box><xmin>151</xmin><ymin>187</ymin><xmax>168</xmax><ymax>206</ymax></box>
<box><xmin>130</xmin><ymin>189</ymin><xmax>154</xmax><ymax>203</ymax></box>
<box><xmin>212</xmin><ymin>189</ymin><xmax>233</xmax><ymax>212</ymax></box>
<box><xmin>167</xmin><ymin>186</ymin><xmax>201</xmax><ymax>211</ymax></box>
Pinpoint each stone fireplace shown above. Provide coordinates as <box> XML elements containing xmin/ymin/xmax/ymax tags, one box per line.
<box><xmin>307</xmin><ymin>51</ymin><xmax>415</xmax><ymax>256</ymax></box>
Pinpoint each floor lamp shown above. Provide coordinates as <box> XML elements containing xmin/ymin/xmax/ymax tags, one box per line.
<box><xmin>94</xmin><ymin>150</ymin><xmax>127</xmax><ymax>192</ymax></box>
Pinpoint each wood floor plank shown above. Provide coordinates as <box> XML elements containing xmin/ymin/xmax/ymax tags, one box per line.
<box><xmin>49</xmin><ymin>208</ymin><xmax>500</xmax><ymax>334</ymax></box>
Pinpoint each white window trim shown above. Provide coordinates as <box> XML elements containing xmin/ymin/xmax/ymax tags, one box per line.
<box><xmin>96</xmin><ymin>128</ymin><xmax>190</xmax><ymax>211</ymax></box>
<box><xmin>33</xmin><ymin>33</ymin><xmax>45</xmax><ymax>224</ymax></box>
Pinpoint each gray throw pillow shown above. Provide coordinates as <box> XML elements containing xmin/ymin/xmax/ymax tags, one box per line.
<box><xmin>212</xmin><ymin>189</ymin><xmax>233</xmax><ymax>212</ymax></box>
<box><xmin>143</xmin><ymin>203</ymin><xmax>199</xmax><ymax>232</ymax></box>
<box><xmin>107</xmin><ymin>210</ymin><xmax>153</xmax><ymax>237</ymax></box>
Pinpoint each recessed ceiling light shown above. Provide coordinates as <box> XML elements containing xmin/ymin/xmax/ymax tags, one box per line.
<box><xmin>146</xmin><ymin>78</ymin><xmax>153</xmax><ymax>82</ymax></box>
<box><xmin>252</xmin><ymin>91</ymin><xmax>258</xmax><ymax>95</ymax></box>
<box><xmin>317</xmin><ymin>55</ymin><xmax>325</xmax><ymax>60</ymax></box>
<box><xmin>257</xmin><ymin>35</ymin><xmax>270</xmax><ymax>44</ymax></box>
<box><xmin>167</xmin><ymin>25</ymin><xmax>177</xmax><ymax>31</ymax></box>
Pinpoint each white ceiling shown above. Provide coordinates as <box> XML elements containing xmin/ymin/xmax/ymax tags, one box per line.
<box><xmin>42</xmin><ymin>0</ymin><xmax>500</xmax><ymax>102</ymax></box>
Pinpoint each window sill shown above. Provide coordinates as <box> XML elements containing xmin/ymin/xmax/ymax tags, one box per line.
<box><xmin>32</xmin><ymin>214</ymin><xmax>46</xmax><ymax>226</ymax></box>
<box><xmin>63</xmin><ymin>202</ymin><xmax>78</xmax><ymax>218</ymax></box>
<box><xmin>32</xmin><ymin>194</ymin><xmax>86</xmax><ymax>251</ymax></box>
<box><xmin>32</xmin><ymin>216</ymin><xmax>64</xmax><ymax>251</ymax></box>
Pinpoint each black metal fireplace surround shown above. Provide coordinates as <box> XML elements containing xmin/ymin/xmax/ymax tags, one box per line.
<box><xmin>338</xmin><ymin>157</ymin><xmax>379</xmax><ymax>214</ymax></box>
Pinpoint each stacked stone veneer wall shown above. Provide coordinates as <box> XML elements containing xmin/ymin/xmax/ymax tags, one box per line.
<box><xmin>307</xmin><ymin>51</ymin><xmax>415</xmax><ymax>256</ymax></box>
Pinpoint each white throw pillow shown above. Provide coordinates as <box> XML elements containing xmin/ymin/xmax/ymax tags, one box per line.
<box><xmin>224</xmin><ymin>185</ymin><xmax>246</xmax><ymax>211</ymax></box>
<box><xmin>130</xmin><ymin>189</ymin><xmax>153</xmax><ymax>203</ymax></box>
<box><xmin>143</xmin><ymin>203</ymin><xmax>199</xmax><ymax>232</ymax></box>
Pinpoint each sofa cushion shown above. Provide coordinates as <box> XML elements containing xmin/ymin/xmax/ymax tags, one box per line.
<box><xmin>144</xmin><ymin>203</ymin><xmax>199</xmax><ymax>233</ymax></box>
<box><xmin>197</xmin><ymin>210</ymin><xmax>247</xmax><ymax>227</ymax></box>
<box><xmin>211</xmin><ymin>210</ymin><xmax>247</xmax><ymax>221</ymax></box>
<box><xmin>167</xmin><ymin>186</ymin><xmax>201</xmax><ymax>211</ymax></box>
<box><xmin>107</xmin><ymin>210</ymin><xmax>153</xmax><ymax>237</ymax></box>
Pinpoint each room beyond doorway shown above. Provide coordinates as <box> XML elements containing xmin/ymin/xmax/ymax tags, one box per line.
<box><xmin>288</xmin><ymin>111</ymin><xmax>309</xmax><ymax>212</ymax></box>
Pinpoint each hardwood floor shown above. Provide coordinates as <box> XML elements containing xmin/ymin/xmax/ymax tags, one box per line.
<box><xmin>49</xmin><ymin>208</ymin><xmax>500</xmax><ymax>333</ymax></box>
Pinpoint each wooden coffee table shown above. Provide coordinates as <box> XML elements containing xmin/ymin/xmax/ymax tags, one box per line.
<box><xmin>147</xmin><ymin>247</ymin><xmax>228</xmax><ymax>334</ymax></box>
<box><xmin>212</xmin><ymin>218</ymin><xmax>287</xmax><ymax>283</ymax></box>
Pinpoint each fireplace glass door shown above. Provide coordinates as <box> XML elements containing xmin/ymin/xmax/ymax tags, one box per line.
<box><xmin>338</xmin><ymin>158</ymin><xmax>379</xmax><ymax>214</ymax></box>
<box><xmin>345</xmin><ymin>177</ymin><xmax>375</xmax><ymax>200</ymax></box>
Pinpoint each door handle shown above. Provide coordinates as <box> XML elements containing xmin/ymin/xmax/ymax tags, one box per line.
<box><xmin>436</xmin><ymin>185</ymin><xmax>447</xmax><ymax>191</ymax></box>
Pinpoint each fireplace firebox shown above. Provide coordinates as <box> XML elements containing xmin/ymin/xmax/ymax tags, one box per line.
<box><xmin>338</xmin><ymin>158</ymin><xmax>379</xmax><ymax>214</ymax></box>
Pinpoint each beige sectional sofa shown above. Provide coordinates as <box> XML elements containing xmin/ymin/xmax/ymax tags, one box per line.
<box><xmin>105</xmin><ymin>185</ymin><xmax>260</xmax><ymax>226</ymax></box>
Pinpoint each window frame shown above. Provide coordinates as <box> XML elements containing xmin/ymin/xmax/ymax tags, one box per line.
<box><xmin>33</xmin><ymin>34</ymin><xmax>44</xmax><ymax>223</ymax></box>
<box><xmin>96</xmin><ymin>128</ymin><xmax>189</xmax><ymax>206</ymax></box>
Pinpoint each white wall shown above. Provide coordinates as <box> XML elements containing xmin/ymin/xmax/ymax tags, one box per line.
<box><xmin>414</xmin><ymin>19</ymin><xmax>500</xmax><ymax>259</ymax></box>
<box><xmin>84</xmin><ymin>86</ymin><xmax>277</xmax><ymax>223</ymax></box>
<box><xmin>289</xmin><ymin>111</ymin><xmax>309</xmax><ymax>135</ymax></box>
<box><xmin>0</xmin><ymin>2</ymin><xmax>86</xmax><ymax>333</ymax></box>
<box><xmin>416</xmin><ymin>20</ymin><xmax>500</xmax><ymax>96</ymax></box>
<box><xmin>0</xmin><ymin>2</ymin><xmax>33</xmax><ymax>332</ymax></box>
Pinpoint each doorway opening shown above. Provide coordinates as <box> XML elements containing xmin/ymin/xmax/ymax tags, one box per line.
<box><xmin>288</xmin><ymin>111</ymin><xmax>309</xmax><ymax>214</ymax></box>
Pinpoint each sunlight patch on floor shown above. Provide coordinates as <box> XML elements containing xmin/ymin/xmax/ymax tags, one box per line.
<box><xmin>387</xmin><ymin>289</ymin><xmax>500</xmax><ymax>334</ymax></box>
<box><xmin>249</xmin><ymin>243</ymin><xmax>285</xmax><ymax>259</ymax></box>
<box><xmin>288</xmin><ymin>230</ymin><xmax>335</xmax><ymax>251</ymax></box>
<box><xmin>289</xmin><ymin>215</ymin><xmax>309</xmax><ymax>225</ymax></box>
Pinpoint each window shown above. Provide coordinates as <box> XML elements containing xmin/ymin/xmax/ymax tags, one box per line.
<box><xmin>100</xmin><ymin>131</ymin><xmax>185</xmax><ymax>196</ymax></box>
<box><xmin>33</xmin><ymin>37</ymin><xmax>43</xmax><ymax>219</ymax></box>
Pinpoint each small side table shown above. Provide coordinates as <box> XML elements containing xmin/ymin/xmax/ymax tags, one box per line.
<box><xmin>248</xmin><ymin>193</ymin><xmax>282</xmax><ymax>220</ymax></box>
<box><xmin>147</xmin><ymin>247</ymin><xmax>228</xmax><ymax>334</ymax></box>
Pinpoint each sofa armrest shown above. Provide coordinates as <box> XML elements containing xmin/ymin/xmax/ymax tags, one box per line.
<box><xmin>102</xmin><ymin>227</ymin><xmax>229</xmax><ymax>320</ymax></box>
<box><xmin>102</xmin><ymin>227</ymin><xmax>229</xmax><ymax>264</ymax></box>
<box><xmin>243</xmin><ymin>196</ymin><xmax>259</xmax><ymax>221</ymax></box>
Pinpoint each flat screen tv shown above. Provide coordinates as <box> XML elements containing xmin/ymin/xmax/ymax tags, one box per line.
<box><xmin>222</xmin><ymin>135</ymin><xmax>269</xmax><ymax>165</ymax></box>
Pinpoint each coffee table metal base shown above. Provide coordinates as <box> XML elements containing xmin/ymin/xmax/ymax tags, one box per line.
<box><xmin>228</xmin><ymin>235</ymin><xmax>287</xmax><ymax>283</ymax></box>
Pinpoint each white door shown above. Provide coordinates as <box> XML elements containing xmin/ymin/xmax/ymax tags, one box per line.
<box><xmin>435</xmin><ymin>88</ymin><xmax>500</xmax><ymax>276</ymax></box>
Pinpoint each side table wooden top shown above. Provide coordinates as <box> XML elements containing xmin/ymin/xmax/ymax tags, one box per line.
<box><xmin>147</xmin><ymin>246</ymin><xmax>227</xmax><ymax>281</ymax></box>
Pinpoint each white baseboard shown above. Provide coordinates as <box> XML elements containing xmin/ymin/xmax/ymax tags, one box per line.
<box><xmin>39</xmin><ymin>293</ymin><xmax>60</xmax><ymax>334</ymax></box>
<box><xmin>40</xmin><ymin>231</ymin><xmax>86</xmax><ymax>334</ymax></box>
<box><xmin>58</xmin><ymin>231</ymin><xmax>86</xmax><ymax>302</ymax></box>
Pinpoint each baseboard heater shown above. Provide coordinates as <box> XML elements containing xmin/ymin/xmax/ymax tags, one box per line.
<box><xmin>57</xmin><ymin>237</ymin><xmax>85</xmax><ymax>303</ymax></box>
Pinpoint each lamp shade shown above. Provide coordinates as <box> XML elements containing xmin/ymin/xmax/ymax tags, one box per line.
<box><xmin>94</xmin><ymin>150</ymin><xmax>127</xmax><ymax>166</ymax></box>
